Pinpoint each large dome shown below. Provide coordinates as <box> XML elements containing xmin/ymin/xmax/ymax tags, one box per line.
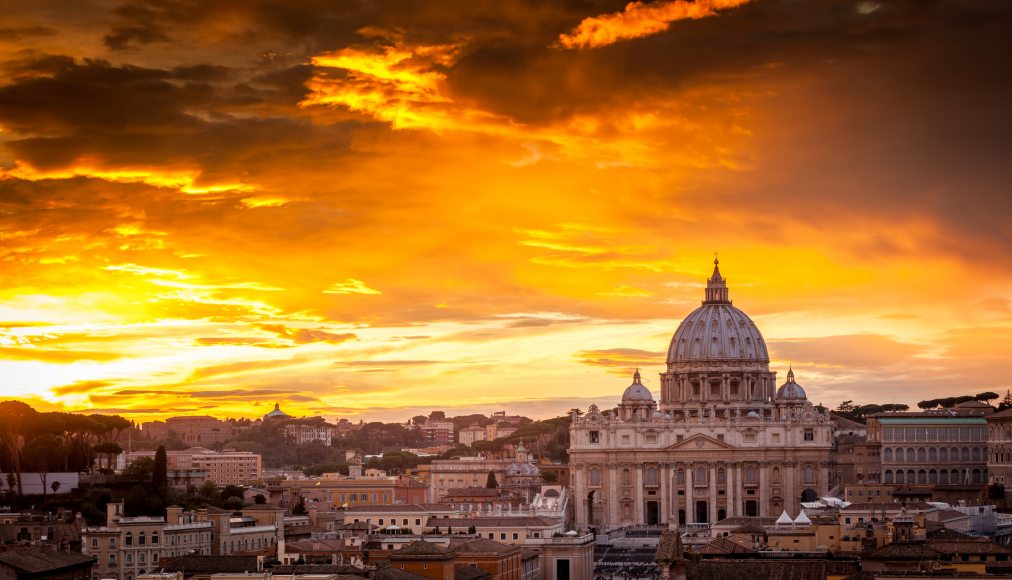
<box><xmin>666</xmin><ymin>260</ymin><xmax>768</xmax><ymax>365</ymax></box>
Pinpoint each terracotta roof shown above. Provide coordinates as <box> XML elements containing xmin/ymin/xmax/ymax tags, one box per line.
<box><xmin>692</xmin><ymin>537</ymin><xmax>755</xmax><ymax>555</ymax></box>
<box><xmin>830</xmin><ymin>413</ymin><xmax>867</xmax><ymax>430</ymax></box>
<box><xmin>714</xmin><ymin>516</ymin><xmax>777</xmax><ymax>527</ymax></box>
<box><xmin>452</xmin><ymin>538</ymin><xmax>519</xmax><ymax>555</ymax></box>
<box><xmin>371</xmin><ymin>566</ymin><xmax>430</xmax><ymax>580</ymax></box>
<box><xmin>390</xmin><ymin>540</ymin><xmax>454</xmax><ymax>558</ymax></box>
<box><xmin>863</xmin><ymin>541</ymin><xmax>945</xmax><ymax>559</ymax></box>
<box><xmin>687</xmin><ymin>560</ymin><xmax>858</xmax><ymax>580</ymax></box>
<box><xmin>427</xmin><ymin>516</ymin><xmax>560</xmax><ymax>528</ymax></box>
<box><xmin>454</xmin><ymin>564</ymin><xmax>492</xmax><ymax>580</ymax></box>
<box><xmin>927</xmin><ymin>537</ymin><xmax>1012</xmax><ymax>555</ymax></box>
<box><xmin>164</xmin><ymin>555</ymin><xmax>258</xmax><ymax>573</ymax></box>
<box><xmin>286</xmin><ymin>539</ymin><xmax>347</xmax><ymax>552</ymax></box>
<box><xmin>347</xmin><ymin>504</ymin><xmax>454</xmax><ymax>513</ymax></box>
<box><xmin>731</xmin><ymin>521</ymin><xmax>768</xmax><ymax>534</ymax></box>
<box><xmin>655</xmin><ymin>530</ymin><xmax>686</xmax><ymax>563</ymax></box>
<box><xmin>936</xmin><ymin>509</ymin><xmax>970</xmax><ymax>522</ymax></box>
<box><xmin>520</xmin><ymin>548</ymin><xmax>540</xmax><ymax>561</ymax></box>
<box><xmin>0</xmin><ymin>550</ymin><xmax>94</xmax><ymax>574</ymax></box>
<box><xmin>927</xmin><ymin>527</ymin><xmax>973</xmax><ymax>540</ymax></box>
<box><xmin>270</xmin><ymin>565</ymin><xmax>364</xmax><ymax>576</ymax></box>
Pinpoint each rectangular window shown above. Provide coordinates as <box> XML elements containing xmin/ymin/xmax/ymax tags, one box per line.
<box><xmin>622</xmin><ymin>435</ymin><xmax>630</xmax><ymax>444</ymax></box>
<box><xmin>646</xmin><ymin>434</ymin><xmax>657</xmax><ymax>444</ymax></box>
<box><xmin>513</xmin><ymin>533</ymin><xmax>519</xmax><ymax>540</ymax></box>
<box><xmin>804</xmin><ymin>429</ymin><xmax>814</xmax><ymax>442</ymax></box>
<box><xmin>589</xmin><ymin>431</ymin><xmax>600</xmax><ymax>444</ymax></box>
<box><xmin>693</xmin><ymin>384</ymin><xmax>700</xmax><ymax>396</ymax></box>
<box><xmin>710</xmin><ymin>383</ymin><xmax>721</xmax><ymax>396</ymax></box>
<box><xmin>92</xmin><ymin>539</ymin><xmax>98</xmax><ymax>548</ymax></box>
<box><xmin>500</xmin><ymin>533</ymin><xmax>507</xmax><ymax>540</ymax></box>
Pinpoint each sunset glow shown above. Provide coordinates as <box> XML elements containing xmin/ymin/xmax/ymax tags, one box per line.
<box><xmin>0</xmin><ymin>0</ymin><xmax>1009</xmax><ymax>423</ymax></box>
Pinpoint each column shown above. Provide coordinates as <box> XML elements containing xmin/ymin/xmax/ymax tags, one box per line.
<box><xmin>700</xmin><ymin>374</ymin><xmax>707</xmax><ymax>402</ymax></box>
<box><xmin>686</xmin><ymin>466</ymin><xmax>695</xmax><ymax>524</ymax></box>
<box><xmin>573</xmin><ymin>466</ymin><xmax>587</xmax><ymax>529</ymax></box>
<box><xmin>726</xmin><ymin>462</ymin><xmax>735</xmax><ymax>518</ymax></box>
<box><xmin>659</xmin><ymin>462</ymin><xmax>668</xmax><ymax>525</ymax></box>
<box><xmin>634</xmin><ymin>465</ymin><xmax>644</xmax><ymax>525</ymax></box>
<box><xmin>608</xmin><ymin>465</ymin><xmax>620</xmax><ymax>526</ymax></box>
<box><xmin>758</xmin><ymin>463</ymin><xmax>768</xmax><ymax>516</ymax></box>
<box><xmin>709</xmin><ymin>463</ymin><xmax>718</xmax><ymax>523</ymax></box>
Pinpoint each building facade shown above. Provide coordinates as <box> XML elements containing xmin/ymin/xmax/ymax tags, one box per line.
<box><xmin>868</xmin><ymin>409</ymin><xmax>990</xmax><ymax>486</ymax></box>
<box><xmin>569</xmin><ymin>261</ymin><xmax>834</xmax><ymax>530</ymax></box>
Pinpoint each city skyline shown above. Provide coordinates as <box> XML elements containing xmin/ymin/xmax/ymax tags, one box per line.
<box><xmin>1</xmin><ymin>1</ymin><xmax>1010</xmax><ymax>423</ymax></box>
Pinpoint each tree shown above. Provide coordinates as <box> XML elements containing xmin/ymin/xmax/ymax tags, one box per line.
<box><xmin>93</xmin><ymin>441</ymin><xmax>123</xmax><ymax>471</ymax></box>
<box><xmin>254</xmin><ymin>494</ymin><xmax>267</xmax><ymax>504</ymax></box>
<box><xmin>0</xmin><ymin>401</ymin><xmax>38</xmax><ymax>496</ymax></box>
<box><xmin>918</xmin><ymin>400</ymin><xmax>938</xmax><ymax>410</ymax></box>
<box><xmin>1000</xmin><ymin>390</ymin><xmax>1012</xmax><ymax>412</ymax></box>
<box><xmin>835</xmin><ymin>400</ymin><xmax>856</xmax><ymax>415</ymax></box>
<box><xmin>153</xmin><ymin>446</ymin><xmax>168</xmax><ymax>492</ymax></box>
<box><xmin>486</xmin><ymin>470</ymin><xmax>499</xmax><ymax>489</ymax></box>
<box><xmin>22</xmin><ymin>433</ymin><xmax>67</xmax><ymax>498</ymax></box>
<box><xmin>976</xmin><ymin>392</ymin><xmax>1000</xmax><ymax>405</ymax></box>
<box><xmin>51</xmin><ymin>481</ymin><xmax>61</xmax><ymax>495</ymax></box>
<box><xmin>428</xmin><ymin>411</ymin><xmax>446</xmax><ymax>421</ymax></box>
<box><xmin>293</xmin><ymin>498</ymin><xmax>307</xmax><ymax>515</ymax></box>
<box><xmin>412</xmin><ymin>415</ymin><xmax>427</xmax><ymax>426</ymax></box>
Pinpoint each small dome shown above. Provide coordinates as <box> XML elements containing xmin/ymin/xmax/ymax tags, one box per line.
<box><xmin>266</xmin><ymin>402</ymin><xmax>290</xmax><ymax>418</ymax></box>
<box><xmin>775</xmin><ymin>368</ymin><xmax>807</xmax><ymax>401</ymax></box>
<box><xmin>746</xmin><ymin>411</ymin><xmax>760</xmax><ymax>419</ymax></box>
<box><xmin>622</xmin><ymin>370</ymin><xmax>654</xmax><ymax>402</ymax></box>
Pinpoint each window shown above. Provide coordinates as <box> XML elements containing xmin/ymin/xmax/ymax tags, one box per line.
<box><xmin>139</xmin><ymin>532</ymin><xmax>145</xmax><ymax>546</ymax></box>
<box><xmin>91</xmin><ymin>539</ymin><xmax>98</xmax><ymax>548</ymax></box>
<box><xmin>745</xmin><ymin>466</ymin><xmax>757</xmax><ymax>483</ymax></box>
<box><xmin>589</xmin><ymin>431</ymin><xmax>600</xmax><ymax>444</ymax></box>
<box><xmin>151</xmin><ymin>532</ymin><xmax>158</xmax><ymax>545</ymax></box>
<box><xmin>415</xmin><ymin>519</ymin><xmax>421</xmax><ymax>525</ymax></box>
<box><xmin>710</xmin><ymin>383</ymin><xmax>721</xmax><ymax>396</ymax></box>
<box><xmin>513</xmin><ymin>532</ymin><xmax>519</xmax><ymax>540</ymax></box>
<box><xmin>646</xmin><ymin>467</ymin><xmax>658</xmax><ymax>485</ymax></box>
<box><xmin>717</xmin><ymin>434</ymin><xmax>724</xmax><ymax>442</ymax></box>
<box><xmin>804</xmin><ymin>466</ymin><xmax>815</xmax><ymax>484</ymax></box>
<box><xmin>646</xmin><ymin>434</ymin><xmax>657</xmax><ymax>444</ymax></box>
<box><xmin>772</xmin><ymin>433</ymin><xmax>780</xmax><ymax>444</ymax></box>
<box><xmin>108</xmin><ymin>555</ymin><xmax>116</xmax><ymax>565</ymax></box>
<box><xmin>590</xmin><ymin>468</ymin><xmax>601</xmax><ymax>486</ymax></box>
<box><xmin>500</xmin><ymin>533</ymin><xmax>507</xmax><ymax>540</ymax></box>
<box><xmin>126</xmin><ymin>533</ymin><xmax>132</xmax><ymax>546</ymax></box>
<box><xmin>804</xmin><ymin>429</ymin><xmax>814</xmax><ymax>441</ymax></box>
<box><xmin>622</xmin><ymin>435</ymin><xmax>630</xmax><ymax>444</ymax></box>
<box><xmin>109</xmin><ymin>538</ymin><xmax>116</xmax><ymax>548</ymax></box>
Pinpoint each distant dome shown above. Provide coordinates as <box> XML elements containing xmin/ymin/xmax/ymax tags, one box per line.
<box><xmin>667</xmin><ymin>259</ymin><xmax>769</xmax><ymax>365</ymax></box>
<box><xmin>622</xmin><ymin>370</ymin><xmax>654</xmax><ymax>402</ymax></box>
<box><xmin>266</xmin><ymin>402</ymin><xmax>290</xmax><ymax>418</ymax></box>
<box><xmin>746</xmin><ymin>411</ymin><xmax>760</xmax><ymax>419</ymax></box>
<box><xmin>775</xmin><ymin>368</ymin><xmax>807</xmax><ymax>401</ymax></box>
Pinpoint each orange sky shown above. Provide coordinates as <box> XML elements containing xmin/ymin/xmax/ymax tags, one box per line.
<box><xmin>1</xmin><ymin>0</ymin><xmax>1010</xmax><ymax>422</ymax></box>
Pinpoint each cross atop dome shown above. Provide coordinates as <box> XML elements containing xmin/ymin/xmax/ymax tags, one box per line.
<box><xmin>704</xmin><ymin>256</ymin><xmax>731</xmax><ymax>304</ymax></box>
<box><xmin>633</xmin><ymin>368</ymin><xmax>642</xmax><ymax>384</ymax></box>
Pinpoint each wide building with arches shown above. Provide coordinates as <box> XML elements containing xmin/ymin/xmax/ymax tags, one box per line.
<box><xmin>568</xmin><ymin>261</ymin><xmax>834</xmax><ymax>530</ymax></box>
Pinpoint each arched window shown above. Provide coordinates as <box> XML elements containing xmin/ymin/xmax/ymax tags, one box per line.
<box><xmin>951</xmin><ymin>447</ymin><xmax>959</xmax><ymax>461</ymax></box>
<box><xmin>929</xmin><ymin>448</ymin><xmax>937</xmax><ymax>461</ymax></box>
<box><xmin>696</xmin><ymin>467</ymin><xmax>706</xmax><ymax>483</ymax></box>
<box><xmin>803</xmin><ymin>465</ymin><xmax>815</xmax><ymax>484</ymax></box>
<box><xmin>918</xmin><ymin>469</ymin><xmax>927</xmax><ymax>484</ymax></box>
<box><xmin>717</xmin><ymin>468</ymin><xmax>726</xmax><ymax>485</ymax></box>
<box><xmin>929</xmin><ymin>469</ymin><xmax>937</xmax><ymax>484</ymax></box>
<box><xmin>151</xmin><ymin>532</ymin><xmax>158</xmax><ymax>545</ymax></box>
<box><xmin>972</xmin><ymin>469</ymin><xmax>982</xmax><ymax>484</ymax></box>
<box><xmin>917</xmin><ymin>448</ymin><xmax>926</xmax><ymax>461</ymax></box>
<box><xmin>895</xmin><ymin>470</ymin><xmax>904</xmax><ymax>484</ymax></box>
<box><xmin>677</xmin><ymin>469</ymin><xmax>685</xmax><ymax>485</ymax></box>
<box><xmin>125</xmin><ymin>533</ymin><xmax>132</xmax><ymax>546</ymax></box>
<box><xmin>623</xmin><ymin>469</ymin><xmax>631</xmax><ymax>485</ymax></box>
<box><xmin>884</xmin><ymin>448</ymin><xmax>893</xmax><ymax>462</ymax></box>
<box><xmin>939</xmin><ymin>470</ymin><xmax>948</xmax><ymax>484</ymax></box>
<box><xmin>646</xmin><ymin>467</ymin><xmax>658</xmax><ymax>485</ymax></box>
<box><xmin>139</xmin><ymin>532</ymin><xmax>145</xmax><ymax>546</ymax></box>
<box><xmin>962</xmin><ymin>447</ymin><xmax>970</xmax><ymax>461</ymax></box>
<box><xmin>745</xmin><ymin>466</ymin><xmax>757</xmax><ymax>483</ymax></box>
<box><xmin>772</xmin><ymin>467</ymin><xmax>781</xmax><ymax>483</ymax></box>
<box><xmin>907</xmin><ymin>469</ymin><xmax>915</xmax><ymax>483</ymax></box>
<box><xmin>589</xmin><ymin>468</ymin><xmax>600</xmax><ymax>486</ymax></box>
<box><xmin>940</xmin><ymin>447</ymin><xmax>948</xmax><ymax>461</ymax></box>
<box><xmin>884</xmin><ymin>470</ymin><xmax>893</xmax><ymax>484</ymax></box>
<box><xmin>972</xmin><ymin>447</ymin><xmax>981</xmax><ymax>462</ymax></box>
<box><xmin>907</xmin><ymin>447</ymin><xmax>915</xmax><ymax>461</ymax></box>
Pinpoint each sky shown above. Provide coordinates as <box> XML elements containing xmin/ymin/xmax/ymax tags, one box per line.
<box><xmin>0</xmin><ymin>0</ymin><xmax>1010</xmax><ymax>423</ymax></box>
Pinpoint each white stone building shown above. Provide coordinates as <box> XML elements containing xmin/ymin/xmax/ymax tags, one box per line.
<box><xmin>569</xmin><ymin>260</ymin><xmax>834</xmax><ymax>530</ymax></box>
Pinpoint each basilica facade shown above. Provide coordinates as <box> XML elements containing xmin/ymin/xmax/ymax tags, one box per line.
<box><xmin>569</xmin><ymin>260</ymin><xmax>834</xmax><ymax>530</ymax></box>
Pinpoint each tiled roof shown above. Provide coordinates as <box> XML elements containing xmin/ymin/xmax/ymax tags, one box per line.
<box><xmin>863</xmin><ymin>541</ymin><xmax>944</xmax><ymax>559</ymax></box>
<box><xmin>270</xmin><ymin>564</ymin><xmax>363</xmax><ymax>576</ymax></box>
<box><xmin>936</xmin><ymin>509</ymin><xmax>970</xmax><ymax>522</ymax></box>
<box><xmin>348</xmin><ymin>504</ymin><xmax>454</xmax><ymax>513</ymax></box>
<box><xmin>731</xmin><ymin>521</ymin><xmax>768</xmax><ymax>534</ymax></box>
<box><xmin>655</xmin><ymin>530</ymin><xmax>686</xmax><ymax>563</ymax></box>
<box><xmin>164</xmin><ymin>555</ymin><xmax>259</xmax><ymax>573</ymax></box>
<box><xmin>692</xmin><ymin>537</ymin><xmax>755</xmax><ymax>555</ymax></box>
<box><xmin>454</xmin><ymin>564</ymin><xmax>492</xmax><ymax>580</ymax></box>
<box><xmin>927</xmin><ymin>537</ymin><xmax>1012</xmax><ymax>555</ymax></box>
<box><xmin>520</xmin><ymin>548</ymin><xmax>540</xmax><ymax>561</ymax></box>
<box><xmin>927</xmin><ymin>527</ymin><xmax>973</xmax><ymax>540</ymax></box>
<box><xmin>286</xmin><ymin>539</ymin><xmax>347</xmax><ymax>552</ymax></box>
<box><xmin>0</xmin><ymin>550</ymin><xmax>94</xmax><ymax>573</ymax></box>
<box><xmin>452</xmin><ymin>537</ymin><xmax>519</xmax><ymax>554</ymax></box>
<box><xmin>390</xmin><ymin>540</ymin><xmax>454</xmax><ymax>557</ymax></box>
<box><xmin>371</xmin><ymin>566</ymin><xmax>430</xmax><ymax>580</ymax></box>
<box><xmin>715</xmin><ymin>516</ymin><xmax>777</xmax><ymax>527</ymax></box>
<box><xmin>426</xmin><ymin>516</ymin><xmax>560</xmax><ymax>528</ymax></box>
<box><xmin>687</xmin><ymin>560</ymin><xmax>858</xmax><ymax>580</ymax></box>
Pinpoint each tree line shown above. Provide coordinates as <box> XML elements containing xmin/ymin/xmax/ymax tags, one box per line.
<box><xmin>0</xmin><ymin>400</ymin><xmax>131</xmax><ymax>497</ymax></box>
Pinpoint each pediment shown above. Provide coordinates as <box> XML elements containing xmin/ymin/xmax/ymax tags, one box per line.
<box><xmin>666</xmin><ymin>433</ymin><xmax>734</xmax><ymax>451</ymax></box>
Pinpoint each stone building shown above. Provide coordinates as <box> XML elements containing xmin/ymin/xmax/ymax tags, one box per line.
<box><xmin>988</xmin><ymin>408</ymin><xmax>1012</xmax><ymax>498</ymax></box>
<box><xmin>569</xmin><ymin>260</ymin><xmax>834</xmax><ymax>530</ymax></box>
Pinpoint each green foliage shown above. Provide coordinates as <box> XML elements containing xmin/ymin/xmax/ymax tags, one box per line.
<box><xmin>254</xmin><ymin>494</ymin><xmax>267</xmax><ymax>504</ymax></box>
<box><xmin>486</xmin><ymin>470</ymin><xmax>499</xmax><ymax>488</ymax></box>
<box><xmin>1000</xmin><ymin>390</ymin><xmax>1012</xmax><ymax>412</ymax></box>
<box><xmin>428</xmin><ymin>411</ymin><xmax>446</xmax><ymax>421</ymax></box>
<box><xmin>366</xmin><ymin>451</ymin><xmax>421</xmax><ymax>475</ymax></box>
<box><xmin>293</xmin><ymin>498</ymin><xmax>307</xmax><ymax>515</ymax></box>
<box><xmin>124</xmin><ymin>457</ymin><xmax>155</xmax><ymax>480</ymax></box>
<box><xmin>303</xmin><ymin>462</ymin><xmax>349</xmax><ymax>477</ymax></box>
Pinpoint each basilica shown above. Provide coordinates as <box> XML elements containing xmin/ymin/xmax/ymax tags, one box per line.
<box><xmin>568</xmin><ymin>260</ymin><xmax>834</xmax><ymax>530</ymax></box>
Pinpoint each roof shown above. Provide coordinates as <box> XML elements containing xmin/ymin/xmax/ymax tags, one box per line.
<box><xmin>164</xmin><ymin>556</ymin><xmax>259</xmax><ymax>573</ymax></box>
<box><xmin>371</xmin><ymin>566</ymin><xmax>430</xmax><ymax>580</ymax></box>
<box><xmin>454</xmin><ymin>565</ymin><xmax>492</xmax><ymax>580</ymax></box>
<box><xmin>927</xmin><ymin>537</ymin><xmax>1012</xmax><ymax>555</ymax></box>
<box><xmin>863</xmin><ymin>541</ymin><xmax>945</xmax><ymax>559</ymax></box>
<box><xmin>692</xmin><ymin>537</ymin><xmax>755</xmax><ymax>555</ymax></box>
<box><xmin>714</xmin><ymin>516</ymin><xmax>777</xmax><ymax>528</ymax></box>
<box><xmin>731</xmin><ymin>521</ymin><xmax>767</xmax><ymax>534</ymax></box>
<box><xmin>687</xmin><ymin>560</ymin><xmax>858</xmax><ymax>580</ymax></box>
<box><xmin>286</xmin><ymin>539</ymin><xmax>347</xmax><ymax>552</ymax></box>
<box><xmin>390</xmin><ymin>540</ymin><xmax>454</xmax><ymax>558</ymax></box>
<box><xmin>451</xmin><ymin>538</ymin><xmax>519</xmax><ymax>555</ymax></box>
<box><xmin>270</xmin><ymin>565</ymin><xmax>366</xmax><ymax>576</ymax></box>
<box><xmin>0</xmin><ymin>550</ymin><xmax>94</xmax><ymax>574</ymax></box>
<box><xmin>830</xmin><ymin>413</ymin><xmax>867</xmax><ymax>430</ymax></box>
<box><xmin>655</xmin><ymin>530</ymin><xmax>686</xmax><ymax>563</ymax></box>
<box><xmin>426</xmin><ymin>516</ymin><xmax>560</xmax><ymax>528</ymax></box>
<box><xmin>520</xmin><ymin>548</ymin><xmax>540</xmax><ymax>561</ymax></box>
<box><xmin>347</xmin><ymin>504</ymin><xmax>453</xmax><ymax>513</ymax></box>
<box><xmin>936</xmin><ymin>509</ymin><xmax>970</xmax><ymax>522</ymax></box>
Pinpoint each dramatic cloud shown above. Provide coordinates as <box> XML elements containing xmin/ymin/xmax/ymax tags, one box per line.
<box><xmin>0</xmin><ymin>0</ymin><xmax>1009</xmax><ymax>420</ymax></box>
<box><xmin>558</xmin><ymin>0</ymin><xmax>752</xmax><ymax>49</ymax></box>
